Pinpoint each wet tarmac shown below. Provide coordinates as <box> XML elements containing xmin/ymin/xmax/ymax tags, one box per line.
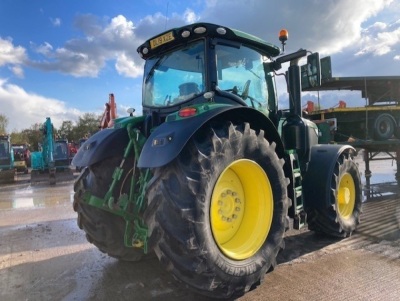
<box><xmin>0</xmin><ymin>155</ymin><xmax>399</xmax><ymax>301</ymax></box>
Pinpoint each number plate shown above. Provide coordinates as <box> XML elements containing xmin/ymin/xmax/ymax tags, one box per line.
<box><xmin>150</xmin><ymin>31</ymin><xmax>175</xmax><ymax>49</ymax></box>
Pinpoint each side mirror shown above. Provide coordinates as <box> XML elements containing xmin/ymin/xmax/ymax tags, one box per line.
<box><xmin>127</xmin><ymin>108</ymin><xmax>135</xmax><ymax>117</ymax></box>
<box><xmin>320</xmin><ymin>56</ymin><xmax>332</xmax><ymax>83</ymax></box>
<box><xmin>301</xmin><ymin>52</ymin><xmax>321</xmax><ymax>89</ymax></box>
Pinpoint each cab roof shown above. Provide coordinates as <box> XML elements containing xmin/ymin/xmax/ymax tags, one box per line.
<box><xmin>137</xmin><ymin>22</ymin><xmax>281</xmax><ymax>60</ymax></box>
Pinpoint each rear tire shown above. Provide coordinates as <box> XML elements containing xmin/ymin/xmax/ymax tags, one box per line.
<box><xmin>73</xmin><ymin>156</ymin><xmax>145</xmax><ymax>261</ymax></box>
<box><xmin>144</xmin><ymin>121</ymin><xmax>289</xmax><ymax>299</ymax></box>
<box><xmin>306</xmin><ymin>154</ymin><xmax>362</xmax><ymax>237</ymax></box>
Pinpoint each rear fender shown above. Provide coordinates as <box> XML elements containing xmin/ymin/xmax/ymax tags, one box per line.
<box><xmin>72</xmin><ymin>128</ymin><xmax>129</xmax><ymax>168</ymax></box>
<box><xmin>302</xmin><ymin>144</ymin><xmax>357</xmax><ymax>210</ymax></box>
<box><xmin>138</xmin><ymin>106</ymin><xmax>284</xmax><ymax>168</ymax></box>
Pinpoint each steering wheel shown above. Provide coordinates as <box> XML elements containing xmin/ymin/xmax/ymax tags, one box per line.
<box><xmin>241</xmin><ymin>80</ymin><xmax>251</xmax><ymax>100</ymax></box>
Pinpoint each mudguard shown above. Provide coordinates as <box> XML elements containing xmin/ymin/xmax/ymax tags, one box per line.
<box><xmin>302</xmin><ymin>144</ymin><xmax>357</xmax><ymax>210</ymax></box>
<box><xmin>138</xmin><ymin>106</ymin><xmax>284</xmax><ymax>168</ymax></box>
<box><xmin>72</xmin><ymin>128</ymin><xmax>129</xmax><ymax>168</ymax></box>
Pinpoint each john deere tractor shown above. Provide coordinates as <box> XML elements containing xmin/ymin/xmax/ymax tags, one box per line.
<box><xmin>72</xmin><ymin>23</ymin><xmax>362</xmax><ymax>299</ymax></box>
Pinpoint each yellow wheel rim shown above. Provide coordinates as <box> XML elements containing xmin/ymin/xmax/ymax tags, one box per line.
<box><xmin>337</xmin><ymin>172</ymin><xmax>356</xmax><ymax>219</ymax></box>
<box><xmin>210</xmin><ymin>159</ymin><xmax>273</xmax><ymax>260</ymax></box>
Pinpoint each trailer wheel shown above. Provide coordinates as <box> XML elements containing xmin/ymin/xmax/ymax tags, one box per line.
<box><xmin>374</xmin><ymin>113</ymin><xmax>395</xmax><ymax>140</ymax></box>
<box><xmin>144</xmin><ymin>121</ymin><xmax>289</xmax><ymax>299</ymax></box>
<box><xmin>73</xmin><ymin>156</ymin><xmax>145</xmax><ymax>261</ymax></box>
<box><xmin>306</xmin><ymin>154</ymin><xmax>362</xmax><ymax>237</ymax></box>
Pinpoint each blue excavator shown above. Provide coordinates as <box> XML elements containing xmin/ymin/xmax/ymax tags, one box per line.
<box><xmin>30</xmin><ymin>117</ymin><xmax>74</xmax><ymax>185</ymax></box>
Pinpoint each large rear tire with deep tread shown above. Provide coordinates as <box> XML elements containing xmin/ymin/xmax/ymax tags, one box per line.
<box><xmin>306</xmin><ymin>154</ymin><xmax>362</xmax><ymax>237</ymax></box>
<box><xmin>143</xmin><ymin>121</ymin><xmax>289</xmax><ymax>299</ymax></box>
<box><xmin>73</xmin><ymin>155</ymin><xmax>145</xmax><ymax>261</ymax></box>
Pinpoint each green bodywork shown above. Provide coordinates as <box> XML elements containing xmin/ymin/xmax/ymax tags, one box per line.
<box><xmin>79</xmin><ymin>116</ymin><xmax>152</xmax><ymax>251</ymax></box>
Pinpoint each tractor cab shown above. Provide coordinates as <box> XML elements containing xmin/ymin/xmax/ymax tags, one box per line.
<box><xmin>137</xmin><ymin>23</ymin><xmax>322</xmax><ymax>116</ymax></box>
<box><xmin>137</xmin><ymin>23</ymin><xmax>282</xmax><ymax>125</ymax></box>
<box><xmin>137</xmin><ymin>23</ymin><xmax>322</xmax><ymax>170</ymax></box>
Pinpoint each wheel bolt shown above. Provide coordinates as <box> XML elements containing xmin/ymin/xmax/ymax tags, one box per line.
<box><xmin>235</xmin><ymin>207</ymin><xmax>241</xmax><ymax>212</ymax></box>
<box><xmin>235</xmin><ymin>198</ymin><xmax>241</xmax><ymax>203</ymax></box>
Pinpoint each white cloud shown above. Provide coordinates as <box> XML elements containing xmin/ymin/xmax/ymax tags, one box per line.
<box><xmin>115</xmin><ymin>53</ymin><xmax>142</xmax><ymax>78</ymax></box>
<box><xmin>183</xmin><ymin>9</ymin><xmax>199</xmax><ymax>23</ymax></box>
<box><xmin>0</xmin><ymin>37</ymin><xmax>26</xmax><ymax>77</ymax></box>
<box><xmin>9</xmin><ymin>65</ymin><xmax>24</xmax><ymax>78</ymax></box>
<box><xmin>104</xmin><ymin>15</ymin><xmax>134</xmax><ymax>39</ymax></box>
<box><xmin>355</xmin><ymin>21</ymin><xmax>400</xmax><ymax>56</ymax></box>
<box><xmin>32</xmin><ymin>42</ymin><xmax>54</xmax><ymax>55</ymax></box>
<box><xmin>200</xmin><ymin>0</ymin><xmax>394</xmax><ymax>55</ymax></box>
<box><xmin>50</xmin><ymin>17</ymin><xmax>61</xmax><ymax>27</ymax></box>
<box><xmin>27</xmin><ymin>14</ymin><xmax>144</xmax><ymax>78</ymax></box>
<box><xmin>0</xmin><ymin>38</ymin><xmax>26</xmax><ymax>65</ymax></box>
<box><xmin>0</xmin><ymin>78</ymin><xmax>82</xmax><ymax>132</ymax></box>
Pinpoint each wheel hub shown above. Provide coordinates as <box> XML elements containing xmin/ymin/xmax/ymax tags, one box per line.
<box><xmin>216</xmin><ymin>189</ymin><xmax>243</xmax><ymax>223</ymax></box>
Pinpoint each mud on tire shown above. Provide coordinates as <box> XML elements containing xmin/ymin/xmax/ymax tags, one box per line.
<box><xmin>73</xmin><ymin>156</ymin><xmax>145</xmax><ymax>261</ymax></box>
<box><xmin>143</xmin><ymin>121</ymin><xmax>289</xmax><ymax>299</ymax></box>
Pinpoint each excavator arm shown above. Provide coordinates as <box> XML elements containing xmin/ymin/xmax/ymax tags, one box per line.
<box><xmin>99</xmin><ymin>93</ymin><xmax>117</xmax><ymax>129</ymax></box>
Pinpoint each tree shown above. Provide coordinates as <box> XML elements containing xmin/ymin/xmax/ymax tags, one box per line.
<box><xmin>58</xmin><ymin>120</ymin><xmax>74</xmax><ymax>140</ymax></box>
<box><xmin>21</xmin><ymin>123</ymin><xmax>45</xmax><ymax>151</ymax></box>
<box><xmin>72</xmin><ymin>113</ymin><xmax>101</xmax><ymax>141</ymax></box>
<box><xmin>0</xmin><ymin>114</ymin><xmax>9</xmax><ymax>134</ymax></box>
<box><xmin>10</xmin><ymin>131</ymin><xmax>30</xmax><ymax>145</ymax></box>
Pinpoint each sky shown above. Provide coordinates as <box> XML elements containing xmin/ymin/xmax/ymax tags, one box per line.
<box><xmin>1</xmin><ymin>0</ymin><xmax>400</xmax><ymax>132</ymax></box>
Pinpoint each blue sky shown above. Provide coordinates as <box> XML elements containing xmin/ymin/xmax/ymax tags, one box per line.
<box><xmin>1</xmin><ymin>0</ymin><xmax>400</xmax><ymax>131</ymax></box>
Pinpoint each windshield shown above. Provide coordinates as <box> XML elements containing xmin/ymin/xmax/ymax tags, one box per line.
<box><xmin>216</xmin><ymin>44</ymin><xmax>272</xmax><ymax>110</ymax></box>
<box><xmin>0</xmin><ymin>140</ymin><xmax>9</xmax><ymax>158</ymax></box>
<box><xmin>54</xmin><ymin>142</ymin><xmax>68</xmax><ymax>159</ymax></box>
<box><xmin>143</xmin><ymin>40</ymin><xmax>205</xmax><ymax>107</ymax></box>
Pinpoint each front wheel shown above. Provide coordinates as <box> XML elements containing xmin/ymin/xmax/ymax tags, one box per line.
<box><xmin>306</xmin><ymin>154</ymin><xmax>362</xmax><ymax>237</ymax></box>
<box><xmin>144</xmin><ymin>121</ymin><xmax>289</xmax><ymax>299</ymax></box>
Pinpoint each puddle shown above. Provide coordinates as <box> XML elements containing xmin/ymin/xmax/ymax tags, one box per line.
<box><xmin>0</xmin><ymin>182</ymin><xmax>74</xmax><ymax>210</ymax></box>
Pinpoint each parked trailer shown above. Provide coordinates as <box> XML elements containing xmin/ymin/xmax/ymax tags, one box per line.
<box><xmin>304</xmin><ymin>76</ymin><xmax>400</xmax><ymax>142</ymax></box>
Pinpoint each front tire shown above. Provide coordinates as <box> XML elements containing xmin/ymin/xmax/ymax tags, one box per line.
<box><xmin>73</xmin><ymin>156</ymin><xmax>145</xmax><ymax>261</ymax></box>
<box><xmin>144</xmin><ymin>121</ymin><xmax>289</xmax><ymax>299</ymax></box>
<box><xmin>306</xmin><ymin>154</ymin><xmax>362</xmax><ymax>237</ymax></box>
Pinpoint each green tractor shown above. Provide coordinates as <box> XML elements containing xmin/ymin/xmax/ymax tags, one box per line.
<box><xmin>72</xmin><ymin>23</ymin><xmax>362</xmax><ymax>299</ymax></box>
